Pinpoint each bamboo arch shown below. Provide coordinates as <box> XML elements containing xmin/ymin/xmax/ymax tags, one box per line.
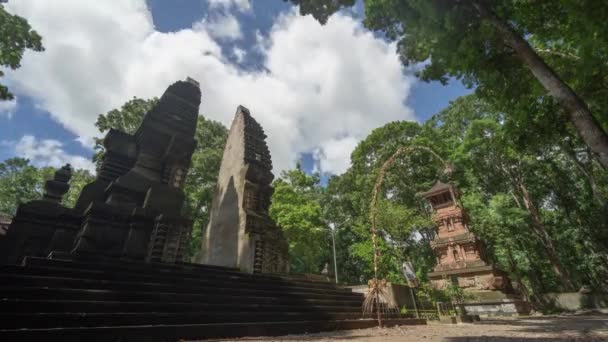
<box><xmin>366</xmin><ymin>145</ymin><xmax>451</xmax><ymax>327</ymax></box>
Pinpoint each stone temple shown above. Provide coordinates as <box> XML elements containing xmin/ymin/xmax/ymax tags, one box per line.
<box><xmin>0</xmin><ymin>78</ymin><xmax>201</xmax><ymax>265</ymax></box>
<box><xmin>202</xmin><ymin>105</ymin><xmax>288</xmax><ymax>274</ymax></box>
<box><xmin>0</xmin><ymin>79</ymin><xmax>423</xmax><ymax>340</ymax></box>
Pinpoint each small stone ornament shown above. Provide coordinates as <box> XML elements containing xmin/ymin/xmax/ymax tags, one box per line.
<box><xmin>43</xmin><ymin>164</ymin><xmax>73</xmax><ymax>203</ymax></box>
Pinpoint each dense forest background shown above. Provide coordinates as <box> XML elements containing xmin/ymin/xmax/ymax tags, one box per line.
<box><xmin>1</xmin><ymin>1</ymin><xmax>607</xmax><ymax>302</ymax></box>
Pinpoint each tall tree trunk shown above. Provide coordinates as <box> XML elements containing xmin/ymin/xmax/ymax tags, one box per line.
<box><xmin>558</xmin><ymin>143</ymin><xmax>606</xmax><ymax>207</ymax></box>
<box><xmin>517</xmin><ymin>181</ymin><xmax>576</xmax><ymax>291</ymax></box>
<box><xmin>473</xmin><ymin>0</ymin><xmax>608</xmax><ymax>168</ymax></box>
<box><xmin>506</xmin><ymin>248</ymin><xmax>529</xmax><ymax>302</ymax></box>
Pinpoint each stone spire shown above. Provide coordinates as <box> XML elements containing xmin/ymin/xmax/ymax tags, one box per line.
<box><xmin>202</xmin><ymin>106</ymin><xmax>288</xmax><ymax>274</ymax></box>
<box><xmin>43</xmin><ymin>164</ymin><xmax>73</xmax><ymax>203</ymax></box>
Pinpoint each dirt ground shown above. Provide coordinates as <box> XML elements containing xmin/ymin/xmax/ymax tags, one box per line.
<box><xmin>215</xmin><ymin>315</ymin><xmax>608</xmax><ymax>342</ymax></box>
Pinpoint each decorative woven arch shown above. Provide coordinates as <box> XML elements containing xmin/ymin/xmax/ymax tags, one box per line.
<box><xmin>366</xmin><ymin>145</ymin><xmax>451</xmax><ymax>326</ymax></box>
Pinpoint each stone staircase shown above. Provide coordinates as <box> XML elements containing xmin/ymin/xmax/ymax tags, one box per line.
<box><xmin>0</xmin><ymin>256</ymin><xmax>425</xmax><ymax>341</ymax></box>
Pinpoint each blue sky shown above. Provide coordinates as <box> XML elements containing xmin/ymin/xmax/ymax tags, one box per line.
<box><xmin>1</xmin><ymin>0</ymin><xmax>472</xmax><ymax>175</ymax></box>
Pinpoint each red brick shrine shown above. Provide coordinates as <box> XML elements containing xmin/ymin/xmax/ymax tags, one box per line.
<box><xmin>421</xmin><ymin>181</ymin><xmax>509</xmax><ymax>292</ymax></box>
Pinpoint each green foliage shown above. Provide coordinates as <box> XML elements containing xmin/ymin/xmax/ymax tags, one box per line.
<box><xmin>321</xmin><ymin>121</ymin><xmax>441</xmax><ymax>285</ymax></box>
<box><xmin>0</xmin><ymin>158</ymin><xmax>45</xmax><ymax>215</ymax></box>
<box><xmin>444</xmin><ymin>283</ymin><xmax>467</xmax><ymax>304</ymax></box>
<box><xmin>0</xmin><ymin>5</ymin><xmax>44</xmax><ymax>101</ymax></box>
<box><xmin>316</xmin><ymin>92</ymin><xmax>607</xmax><ymax>295</ymax></box>
<box><xmin>92</xmin><ymin>97</ymin><xmax>228</xmax><ymax>260</ymax></box>
<box><xmin>284</xmin><ymin>0</ymin><xmax>355</xmax><ymax>25</ymax></box>
<box><xmin>415</xmin><ymin>283</ymin><xmax>450</xmax><ymax>309</ymax></box>
<box><xmin>93</xmin><ymin>97</ymin><xmax>159</xmax><ymax>167</ymax></box>
<box><xmin>184</xmin><ymin>117</ymin><xmax>229</xmax><ymax>259</ymax></box>
<box><xmin>289</xmin><ymin>0</ymin><xmax>608</xmax><ymax>167</ymax></box>
<box><xmin>270</xmin><ymin>166</ymin><xmax>328</xmax><ymax>274</ymax></box>
<box><xmin>432</xmin><ymin>95</ymin><xmax>608</xmax><ymax>292</ymax></box>
<box><xmin>61</xmin><ymin>168</ymin><xmax>95</xmax><ymax>208</ymax></box>
<box><xmin>0</xmin><ymin>158</ymin><xmax>93</xmax><ymax>215</ymax></box>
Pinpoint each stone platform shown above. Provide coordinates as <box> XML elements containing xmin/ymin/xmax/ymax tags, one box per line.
<box><xmin>0</xmin><ymin>256</ymin><xmax>425</xmax><ymax>341</ymax></box>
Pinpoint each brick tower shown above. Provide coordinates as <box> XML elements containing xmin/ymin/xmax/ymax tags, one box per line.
<box><xmin>421</xmin><ymin>181</ymin><xmax>508</xmax><ymax>292</ymax></box>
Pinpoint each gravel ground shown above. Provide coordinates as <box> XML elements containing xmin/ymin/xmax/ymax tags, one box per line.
<box><xmin>212</xmin><ymin>315</ymin><xmax>608</xmax><ymax>342</ymax></box>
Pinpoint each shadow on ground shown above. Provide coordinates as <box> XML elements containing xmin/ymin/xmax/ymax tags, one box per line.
<box><xmin>445</xmin><ymin>338</ymin><xmax>605</xmax><ymax>342</ymax></box>
<box><xmin>210</xmin><ymin>315</ymin><xmax>608</xmax><ymax>341</ymax></box>
<box><xmin>475</xmin><ymin>315</ymin><xmax>608</xmax><ymax>336</ymax></box>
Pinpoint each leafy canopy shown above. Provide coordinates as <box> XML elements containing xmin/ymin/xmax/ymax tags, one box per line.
<box><xmin>0</xmin><ymin>5</ymin><xmax>44</xmax><ymax>100</ymax></box>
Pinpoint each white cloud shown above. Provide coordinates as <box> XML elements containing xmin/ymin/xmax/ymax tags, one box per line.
<box><xmin>5</xmin><ymin>1</ymin><xmax>415</xmax><ymax>175</ymax></box>
<box><xmin>10</xmin><ymin>135</ymin><xmax>96</xmax><ymax>173</ymax></box>
<box><xmin>0</xmin><ymin>98</ymin><xmax>17</xmax><ymax>119</ymax></box>
<box><xmin>233</xmin><ymin>46</ymin><xmax>246</xmax><ymax>63</ymax></box>
<box><xmin>313</xmin><ymin>136</ymin><xmax>358</xmax><ymax>175</ymax></box>
<box><xmin>198</xmin><ymin>13</ymin><xmax>243</xmax><ymax>40</ymax></box>
<box><xmin>207</xmin><ymin>0</ymin><xmax>251</xmax><ymax>12</ymax></box>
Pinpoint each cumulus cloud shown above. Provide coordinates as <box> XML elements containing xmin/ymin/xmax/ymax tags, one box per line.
<box><xmin>232</xmin><ymin>46</ymin><xmax>246</xmax><ymax>63</ymax></box>
<box><xmin>0</xmin><ymin>98</ymin><xmax>17</xmax><ymax>119</ymax></box>
<box><xmin>207</xmin><ymin>0</ymin><xmax>251</xmax><ymax>12</ymax></box>
<box><xmin>198</xmin><ymin>13</ymin><xmax>243</xmax><ymax>40</ymax></box>
<box><xmin>313</xmin><ymin>136</ymin><xmax>358</xmax><ymax>175</ymax></box>
<box><xmin>9</xmin><ymin>135</ymin><xmax>96</xmax><ymax>173</ymax></box>
<box><xmin>5</xmin><ymin>1</ymin><xmax>415</xmax><ymax>175</ymax></box>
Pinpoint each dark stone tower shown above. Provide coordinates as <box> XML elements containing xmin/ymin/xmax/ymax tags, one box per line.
<box><xmin>0</xmin><ymin>79</ymin><xmax>201</xmax><ymax>265</ymax></box>
<box><xmin>0</xmin><ymin>164</ymin><xmax>81</xmax><ymax>264</ymax></box>
<box><xmin>72</xmin><ymin>79</ymin><xmax>201</xmax><ymax>262</ymax></box>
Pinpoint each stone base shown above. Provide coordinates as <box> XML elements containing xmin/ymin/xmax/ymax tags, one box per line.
<box><xmin>540</xmin><ymin>292</ymin><xmax>608</xmax><ymax>312</ymax></box>
<box><xmin>429</xmin><ymin>265</ymin><xmax>510</xmax><ymax>292</ymax></box>
<box><xmin>463</xmin><ymin>298</ymin><xmax>531</xmax><ymax>317</ymax></box>
<box><xmin>439</xmin><ymin>314</ymin><xmax>480</xmax><ymax>324</ymax></box>
<box><xmin>347</xmin><ymin>282</ymin><xmax>417</xmax><ymax>310</ymax></box>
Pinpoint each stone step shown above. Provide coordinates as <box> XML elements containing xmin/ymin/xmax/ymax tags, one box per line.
<box><xmin>0</xmin><ymin>265</ymin><xmax>357</xmax><ymax>298</ymax></box>
<box><xmin>39</xmin><ymin>255</ymin><xmax>333</xmax><ymax>286</ymax></box>
<box><xmin>0</xmin><ymin>273</ymin><xmax>362</xmax><ymax>301</ymax></box>
<box><xmin>0</xmin><ymin>311</ymin><xmax>411</xmax><ymax>329</ymax></box>
<box><xmin>0</xmin><ymin>287</ymin><xmax>364</xmax><ymax>307</ymax></box>
<box><xmin>0</xmin><ymin>318</ymin><xmax>427</xmax><ymax>342</ymax></box>
<box><xmin>0</xmin><ymin>299</ymin><xmax>363</xmax><ymax>314</ymax></box>
<box><xmin>23</xmin><ymin>257</ymin><xmax>342</xmax><ymax>291</ymax></box>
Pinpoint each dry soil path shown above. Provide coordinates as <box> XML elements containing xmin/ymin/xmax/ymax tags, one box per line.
<box><xmin>208</xmin><ymin>315</ymin><xmax>608</xmax><ymax>342</ymax></box>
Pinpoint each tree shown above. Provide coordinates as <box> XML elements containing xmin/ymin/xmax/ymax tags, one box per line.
<box><xmin>426</xmin><ymin>94</ymin><xmax>607</xmax><ymax>291</ymax></box>
<box><xmin>62</xmin><ymin>168</ymin><xmax>95</xmax><ymax>208</ymax></box>
<box><xmin>285</xmin><ymin>0</ymin><xmax>355</xmax><ymax>24</ymax></box>
<box><xmin>93</xmin><ymin>97</ymin><xmax>228</xmax><ymax>259</ymax></box>
<box><xmin>183</xmin><ymin>117</ymin><xmax>229</xmax><ymax>259</ymax></box>
<box><xmin>318</xmin><ymin>93</ymin><xmax>606</xmax><ymax>293</ymax></box>
<box><xmin>0</xmin><ymin>4</ymin><xmax>44</xmax><ymax>100</ymax></box>
<box><xmin>270</xmin><ymin>166</ymin><xmax>328</xmax><ymax>274</ymax></box>
<box><xmin>0</xmin><ymin>158</ymin><xmax>94</xmax><ymax>215</ymax></box>
<box><xmin>287</xmin><ymin>0</ymin><xmax>608</xmax><ymax>168</ymax></box>
<box><xmin>93</xmin><ymin>97</ymin><xmax>159</xmax><ymax>167</ymax></box>
<box><xmin>322</xmin><ymin>121</ymin><xmax>440</xmax><ymax>284</ymax></box>
<box><xmin>0</xmin><ymin>158</ymin><xmax>45</xmax><ymax>215</ymax></box>
<box><xmin>457</xmin><ymin>118</ymin><xmax>576</xmax><ymax>290</ymax></box>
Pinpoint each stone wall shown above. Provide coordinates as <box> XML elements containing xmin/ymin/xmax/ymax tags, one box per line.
<box><xmin>540</xmin><ymin>292</ymin><xmax>608</xmax><ymax>311</ymax></box>
<box><xmin>348</xmin><ymin>283</ymin><xmax>416</xmax><ymax>309</ymax></box>
<box><xmin>463</xmin><ymin>299</ymin><xmax>531</xmax><ymax>316</ymax></box>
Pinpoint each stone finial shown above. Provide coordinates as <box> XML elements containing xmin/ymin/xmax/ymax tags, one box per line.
<box><xmin>185</xmin><ymin>76</ymin><xmax>200</xmax><ymax>87</ymax></box>
<box><xmin>43</xmin><ymin>164</ymin><xmax>73</xmax><ymax>203</ymax></box>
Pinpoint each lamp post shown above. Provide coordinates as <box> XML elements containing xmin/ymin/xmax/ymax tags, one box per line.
<box><xmin>328</xmin><ymin>222</ymin><xmax>338</xmax><ymax>284</ymax></box>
